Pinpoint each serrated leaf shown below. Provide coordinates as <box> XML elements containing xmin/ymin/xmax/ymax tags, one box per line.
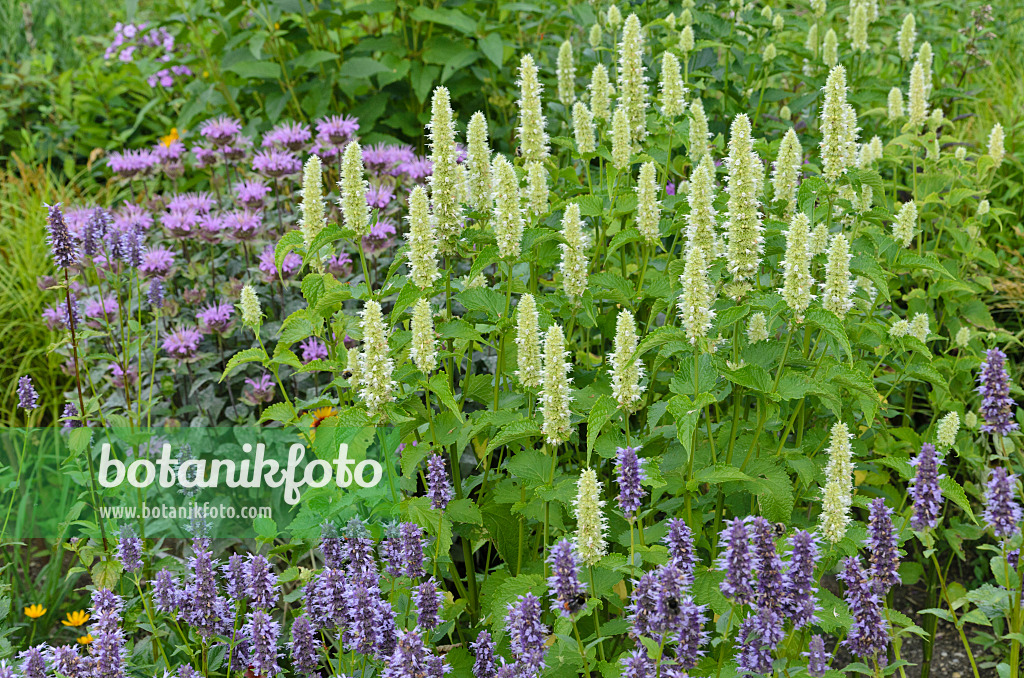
<box><xmin>805</xmin><ymin>307</ymin><xmax>852</xmax><ymax>361</ymax></box>
<box><xmin>220</xmin><ymin>347</ymin><xmax>269</xmax><ymax>382</ymax></box>
<box><xmin>489</xmin><ymin>421</ymin><xmax>541</xmax><ymax>454</ymax></box>
<box><xmin>586</xmin><ymin>395</ymin><xmax>618</xmax><ymax>459</ymax></box>
<box><xmin>275</xmin><ymin>230</ymin><xmax>304</xmax><ymax>273</ymax></box>
<box><xmin>259</xmin><ymin>402</ymin><xmax>296</xmax><ymax>424</ymax></box>
<box><xmin>939</xmin><ymin>477</ymin><xmax>977</xmax><ymax>524</ymax></box>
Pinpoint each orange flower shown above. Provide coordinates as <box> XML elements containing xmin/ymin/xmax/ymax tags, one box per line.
<box><xmin>77</xmin><ymin>633</ymin><xmax>94</xmax><ymax>645</ymax></box>
<box><xmin>310</xmin><ymin>406</ymin><xmax>337</xmax><ymax>430</ymax></box>
<box><xmin>23</xmin><ymin>604</ymin><xmax>46</xmax><ymax>619</ymax></box>
<box><xmin>62</xmin><ymin>610</ymin><xmax>90</xmax><ymax>627</ymax></box>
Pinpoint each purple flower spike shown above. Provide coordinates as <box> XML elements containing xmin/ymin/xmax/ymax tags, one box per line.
<box><xmin>615</xmin><ymin>446</ymin><xmax>647</xmax><ymax>520</ymax></box>
<box><xmin>620</xmin><ymin>649</ymin><xmax>654</xmax><ymax>678</ymax></box>
<box><xmin>46</xmin><ymin>203</ymin><xmax>79</xmax><ymax>268</ymax></box>
<box><xmin>245</xmin><ymin>553</ymin><xmax>280</xmax><ymax>609</ymax></box>
<box><xmin>18</xmin><ymin>645</ymin><xmax>47</xmax><ymax>678</ymax></box>
<box><xmin>17</xmin><ymin>376</ymin><xmax>39</xmax><ymax>410</ymax></box>
<box><xmin>471</xmin><ymin>631</ymin><xmax>496</xmax><ymax>678</ymax></box>
<box><xmin>977</xmin><ymin>348</ymin><xmax>1020</xmax><ymax>436</ymax></box>
<box><xmin>784</xmin><ymin>529</ymin><xmax>820</xmax><ymax>628</ymax></box>
<box><xmin>909</xmin><ymin>443</ymin><xmax>945</xmax><ymax>531</ymax></box>
<box><xmin>506</xmin><ymin>592</ymin><xmax>548</xmax><ymax>671</ymax></box>
<box><xmin>151</xmin><ymin>568</ymin><xmax>180</xmax><ymax>613</ymax></box>
<box><xmin>400</xmin><ymin>522</ymin><xmax>425</xmax><ymax>578</ymax></box>
<box><xmin>664</xmin><ymin>518</ymin><xmax>696</xmax><ymax>582</ymax></box>
<box><xmin>426</xmin><ymin>454</ymin><xmax>453</xmax><ymax>510</ymax></box>
<box><xmin>414</xmin><ymin>577</ymin><xmax>443</xmax><ymax>629</ymax></box>
<box><xmin>116</xmin><ymin>525</ymin><xmax>143</xmax><ymax>573</ymax></box>
<box><xmin>381</xmin><ymin>629</ymin><xmax>430</xmax><ymax>678</ymax></box>
<box><xmin>805</xmin><ymin>634</ymin><xmax>829</xmax><ymax>677</ymax></box>
<box><xmin>717</xmin><ymin>517</ymin><xmax>754</xmax><ymax>605</ymax></box>
<box><xmin>837</xmin><ymin>556</ymin><xmax>889</xmax><ymax>661</ymax></box>
<box><xmin>983</xmin><ymin>467</ymin><xmax>1023</xmax><ymax>539</ymax></box>
<box><xmin>866</xmin><ymin>498</ymin><xmax>901</xmax><ymax>593</ymax></box>
<box><xmin>244</xmin><ymin>609</ymin><xmax>281</xmax><ymax>676</ymax></box>
<box><xmin>547</xmin><ymin>539</ymin><xmax>588</xmax><ymax>617</ymax></box>
<box><xmin>289</xmin><ymin>614</ymin><xmax>321</xmax><ymax>677</ymax></box>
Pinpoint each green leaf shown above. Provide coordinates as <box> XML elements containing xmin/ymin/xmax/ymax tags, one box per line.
<box><xmin>437</xmin><ymin>319</ymin><xmax>485</xmax><ymax>343</ymax></box>
<box><xmin>458</xmin><ymin>288</ymin><xmax>506</xmax><ymax>320</ymax></box>
<box><xmin>939</xmin><ymin>477</ymin><xmax>978</xmax><ymax>524</ymax></box>
<box><xmin>338</xmin><ymin>57</ymin><xmax>390</xmax><ymax>79</ymax></box>
<box><xmin>278</xmin><ymin>310</ymin><xmax>318</xmax><ymax>346</ymax></box>
<box><xmin>805</xmin><ymin>307</ymin><xmax>852</xmax><ymax>361</ymax></box>
<box><xmin>390</xmin><ymin>282</ymin><xmax>423</xmax><ymax>324</ymax></box>
<box><xmin>276</xmin><ymin>230</ymin><xmax>304</xmax><ymax>273</ymax></box>
<box><xmin>591</xmin><ymin>272</ymin><xmax>635</xmax><ymax>308</ymax></box>
<box><xmin>226</xmin><ymin>60</ymin><xmax>281</xmax><ymax>79</ymax></box>
<box><xmin>428</xmin><ymin>374</ymin><xmax>464</xmax><ymax>422</ymax></box>
<box><xmin>220</xmin><ymin>347</ymin><xmax>269</xmax><ymax>382</ymax></box>
<box><xmin>586</xmin><ymin>395</ymin><xmax>618</xmax><ymax>459</ymax></box>
<box><xmin>291</xmin><ymin>50</ymin><xmax>339</xmax><ymax>70</ymax></box>
<box><xmin>694</xmin><ymin>465</ymin><xmax>753</xmax><ymax>484</ymax></box>
<box><xmin>446</xmin><ymin>498</ymin><xmax>482</xmax><ymax>525</ymax></box>
<box><xmin>303</xmin><ymin>224</ymin><xmax>345</xmax><ymax>267</ymax></box>
<box><xmin>92</xmin><ymin>559</ymin><xmax>121</xmax><ymax>590</ymax></box>
<box><xmin>409</xmin><ymin>6</ymin><xmax>476</xmax><ymax>34</ymax></box>
<box><xmin>489</xmin><ymin>420</ymin><xmax>541</xmax><ymax>454</ymax></box>
<box><xmin>254</xmin><ymin>516</ymin><xmax>278</xmax><ymax>540</ymax></box>
<box><xmin>68</xmin><ymin>427</ymin><xmax>93</xmax><ymax>455</ymax></box>
<box><xmin>478</xmin><ymin>33</ymin><xmax>505</xmax><ymax>67</ymax></box>
<box><xmin>259</xmin><ymin>402</ymin><xmax>296</xmax><ymax>424</ymax></box>
<box><xmin>666</xmin><ymin>393</ymin><xmax>717</xmax><ymax>452</ymax></box>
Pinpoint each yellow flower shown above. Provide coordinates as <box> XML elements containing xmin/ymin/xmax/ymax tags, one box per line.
<box><xmin>24</xmin><ymin>604</ymin><xmax>46</xmax><ymax>619</ymax></box>
<box><xmin>159</xmin><ymin>128</ymin><xmax>179</xmax><ymax>148</ymax></box>
<box><xmin>310</xmin><ymin>407</ymin><xmax>337</xmax><ymax>430</ymax></box>
<box><xmin>62</xmin><ymin>610</ymin><xmax>90</xmax><ymax>627</ymax></box>
<box><xmin>77</xmin><ymin>633</ymin><xmax>94</xmax><ymax>645</ymax></box>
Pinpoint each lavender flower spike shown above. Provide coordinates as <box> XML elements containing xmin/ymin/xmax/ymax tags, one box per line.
<box><xmin>717</xmin><ymin>517</ymin><xmax>755</xmax><ymax>605</ymax></box>
<box><xmin>426</xmin><ymin>454</ymin><xmax>453</xmax><ymax>510</ymax></box>
<box><xmin>414</xmin><ymin>577</ymin><xmax>443</xmax><ymax>629</ymax></box>
<box><xmin>116</xmin><ymin>524</ymin><xmax>143</xmax><ymax>573</ymax></box>
<box><xmin>547</xmin><ymin>539</ymin><xmax>587</xmax><ymax>617</ymax></box>
<box><xmin>244</xmin><ymin>609</ymin><xmax>281</xmax><ymax>676</ymax></box>
<box><xmin>664</xmin><ymin>518</ymin><xmax>697</xmax><ymax>582</ymax></box>
<box><xmin>289</xmin><ymin>614</ymin><xmax>321</xmax><ymax>676</ymax></box>
<box><xmin>17</xmin><ymin>375</ymin><xmax>39</xmax><ymax>410</ymax></box>
<box><xmin>909</xmin><ymin>443</ymin><xmax>945</xmax><ymax>531</ymax></box>
<box><xmin>506</xmin><ymin>592</ymin><xmax>548</xmax><ymax>672</ymax></box>
<box><xmin>983</xmin><ymin>467</ymin><xmax>1023</xmax><ymax>539</ymax></box>
<box><xmin>615</xmin><ymin>446</ymin><xmax>647</xmax><ymax>520</ymax></box>
<box><xmin>804</xmin><ymin>634</ymin><xmax>829</xmax><ymax>677</ymax></box>
<box><xmin>19</xmin><ymin>645</ymin><xmax>47</xmax><ymax>678</ymax></box>
<box><xmin>784</xmin><ymin>529</ymin><xmax>820</xmax><ymax>628</ymax></box>
<box><xmin>866</xmin><ymin>498</ymin><xmax>901</xmax><ymax>593</ymax></box>
<box><xmin>471</xmin><ymin>630</ymin><xmax>497</xmax><ymax>678</ymax></box>
<box><xmin>46</xmin><ymin>203</ymin><xmax>80</xmax><ymax>268</ymax></box>
<box><xmin>977</xmin><ymin>348</ymin><xmax>1020</xmax><ymax>435</ymax></box>
<box><xmin>837</xmin><ymin>556</ymin><xmax>889</xmax><ymax>661</ymax></box>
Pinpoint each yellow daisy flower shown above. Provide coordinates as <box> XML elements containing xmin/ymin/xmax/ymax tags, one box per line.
<box><xmin>23</xmin><ymin>604</ymin><xmax>46</xmax><ymax>619</ymax></box>
<box><xmin>159</xmin><ymin>128</ymin><xmax>179</xmax><ymax>147</ymax></box>
<box><xmin>77</xmin><ymin>633</ymin><xmax>94</xmax><ymax>645</ymax></box>
<box><xmin>62</xmin><ymin>610</ymin><xmax>90</xmax><ymax>627</ymax></box>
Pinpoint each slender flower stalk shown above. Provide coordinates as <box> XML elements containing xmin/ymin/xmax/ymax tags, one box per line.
<box><xmin>610</xmin><ymin>309</ymin><xmax>644</xmax><ymax>413</ymax></box>
<box><xmin>686</xmin><ymin>156</ymin><xmax>718</xmax><ymax>257</ymax></box>
<box><xmin>405</xmin><ymin>186</ymin><xmax>440</xmax><ymax>289</ymax></box>
<box><xmin>410</xmin><ymin>298</ymin><xmax>436</xmax><ymax>375</ymax></box>
<box><xmin>617</xmin><ymin>14</ymin><xmax>648</xmax><ymax>145</ymax></box>
<box><xmin>612</xmin><ymin>105</ymin><xmax>631</xmax><ymax>170</ymax></box>
<box><xmin>892</xmin><ymin>200</ymin><xmax>917</xmax><ymax>248</ymax></box>
<box><xmin>615</xmin><ymin>446</ymin><xmax>647</xmax><ymax>519</ymax></box>
<box><xmin>772</xmin><ymin>128</ymin><xmax>802</xmax><ymax>212</ymax></box>
<box><xmin>688</xmin><ymin>98</ymin><xmax>710</xmax><ymax>164</ymax></box>
<box><xmin>556</xmin><ymin>40</ymin><xmax>576</xmax><ymax>108</ymax></box>
<box><xmin>723</xmin><ymin>114</ymin><xmax>764</xmax><ymax>282</ymax></box>
<box><xmin>428</xmin><ymin>86</ymin><xmax>463</xmax><ymax>253</ymax></box>
<box><xmin>635</xmin><ymin>161</ymin><xmax>662</xmax><ymax>244</ymax></box>
<box><xmin>909</xmin><ymin>443</ymin><xmax>945</xmax><ymax>530</ymax></box>
<box><xmin>908</xmin><ymin>60</ymin><xmax>929</xmax><ymax>129</ymax></box>
<box><xmin>823</xmin><ymin>28</ymin><xmax>839</xmax><ymax>67</ymax></box>
<box><xmin>339</xmin><ymin>141</ymin><xmax>370</xmax><ymax>237</ymax></box>
<box><xmin>983</xmin><ymin>467</ymin><xmax>1023</xmax><ymax>539</ymax></box>
<box><xmin>574</xmin><ymin>468</ymin><xmax>608</xmax><ymax>566</ymax></box>
<box><xmin>547</xmin><ymin>539</ymin><xmax>587</xmax><ymax>616</ymax></box>
<box><xmin>590</xmin><ymin>64</ymin><xmax>613</xmax><ymax>121</ymax></box>
<box><xmin>466</xmin><ymin>112</ymin><xmax>492</xmax><ymax>213</ymax></box>
<box><xmin>559</xmin><ymin>203</ymin><xmax>590</xmax><ymax>300</ymax></box>
<box><xmin>977</xmin><ymin>348</ymin><xmax>1020</xmax><ymax>435</ymax></box>
<box><xmin>887</xmin><ymin>87</ymin><xmax>905</xmax><ymax>122</ymax></box>
<box><xmin>357</xmin><ymin>300</ymin><xmax>396</xmax><ymax>420</ymax></box>
<box><xmin>821</xmin><ymin>233</ymin><xmax>854</xmax><ymax>318</ymax></box>
<box><xmin>514</xmin><ymin>294</ymin><xmax>542</xmax><ymax>388</ymax></box>
<box><xmin>820</xmin><ymin>65</ymin><xmax>857</xmax><ymax>183</ymax></box>
<box><xmin>678</xmin><ymin>245</ymin><xmax>715</xmax><ymax>344</ymax></box>
<box><xmin>238</xmin><ymin>284</ymin><xmax>263</xmax><ymax>330</ymax></box>
<box><xmin>299</xmin><ymin>155</ymin><xmax>326</xmax><ymax>265</ymax></box>
<box><xmin>540</xmin><ymin>324</ymin><xmax>573</xmax><ymax>444</ymax></box>
<box><xmin>989</xmin><ymin>123</ymin><xmax>1005</xmax><ymax>167</ymax></box>
<box><xmin>492</xmin><ymin>155</ymin><xmax>524</xmax><ymax>260</ymax></box>
<box><xmin>821</xmin><ymin>422</ymin><xmax>854</xmax><ymax>543</ymax></box>
<box><xmin>866</xmin><ymin>498</ymin><xmax>901</xmax><ymax>592</ymax></box>
<box><xmin>658</xmin><ymin>52</ymin><xmax>686</xmax><ymax>118</ymax></box>
<box><xmin>781</xmin><ymin>212</ymin><xmax>814</xmax><ymax>322</ymax></box>
<box><xmin>898</xmin><ymin>13</ymin><xmax>916</xmax><ymax>61</ymax></box>
<box><xmin>573</xmin><ymin>102</ymin><xmax>596</xmax><ymax>155</ymax></box>
<box><xmin>526</xmin><ymin>161</ymin><xmax>549</xmax><ymax>217</ymax></box>
<box><xmin>517</xmin><ymin>54</ymin><xmax>549</xmax><ymax>163</ymax></box>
